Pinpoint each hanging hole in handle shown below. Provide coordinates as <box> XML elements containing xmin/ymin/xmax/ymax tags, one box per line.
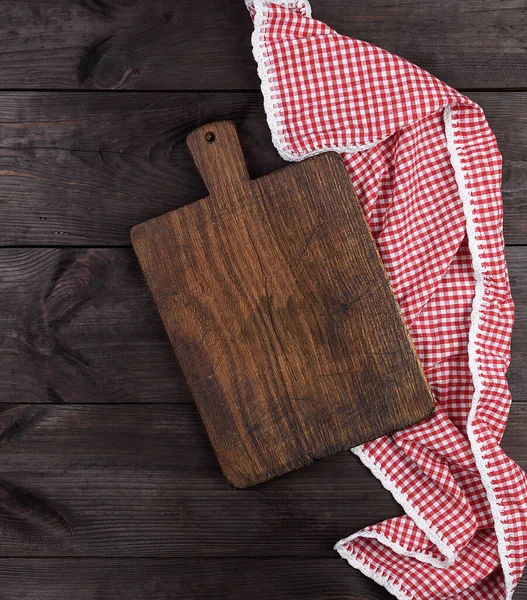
<box><xmin>204</xmin><ymin>131</ymin><xmax>216</xmax><ymax>143</ymax></box>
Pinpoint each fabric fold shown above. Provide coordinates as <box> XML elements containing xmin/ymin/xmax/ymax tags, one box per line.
<box><xmin>246</xmin><ymin>2</ymin><xmax>527</xmax><ymax>598</ymax></box>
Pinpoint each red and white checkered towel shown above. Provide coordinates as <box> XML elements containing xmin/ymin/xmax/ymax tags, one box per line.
<box><xmin>246</xmin><ymin>1</ymin><xmax>527</xmax><ymax>598</ymax></box>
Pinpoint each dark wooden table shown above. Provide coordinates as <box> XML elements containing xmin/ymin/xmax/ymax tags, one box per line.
<box><xmin>0</xmin><ymin>2</ymin><xmax>525</xmax><ymax>598</ymax></box>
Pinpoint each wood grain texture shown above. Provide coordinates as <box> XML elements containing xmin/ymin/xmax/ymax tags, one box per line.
<box><xmin>1</xmin><ymin>558</ymin><xmax>527</xmax><ymax>600</ymax></box>
<box><xmin>0</xmin><ymin>91</ymin><xmax>524</xmax><ymax>245</ymax></box>
<box><xmin>0</xmin><ymin>558</ymin><xmax>410</xmax><ymax>600</ymax></box>
<box><xmin>0</xmin><ymin>92</ymin><xmax>286</xmax><ymax>245</ymax></box>
<box><xmin>0</xmin><ymin>246</ymin><xmax>525</xmax><ymax>404</ymax></box>
<box><xmin>0</xmin><ymin>403</ymin><xmax>405</xmax><ymax>557</ymax></box>
<box><xmin>132</xmin><ymin>121</ymin><xmax>434</xmax><ymax>487</ymax></box>
<box><xmin>0</xmin><ymin>0</ymin><xmax>525</xmax><ymax>90</ymax></box>
<box><xmin>506</xmin><ymin>247</ymin><xmax>527</xmax><ymax>401</ymax></box>
<box><xmin>0</xmin><ymin>558</ymin><xmax>416</xmax><ymax>600</ymax></box>
<box><xmin>0</xmin><ymin>248</ymin><xmax>187</xmax><ymax>403</ymax></box>
<box><xmin>0</xmin><ymin>402</ymin><xmax>523</xmax><ymax>558</ymax></box>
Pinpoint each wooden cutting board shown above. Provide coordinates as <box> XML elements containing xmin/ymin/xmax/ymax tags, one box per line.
<box><xmin>131</xmin><ymin>121</ymin><xmax>435</xmax><ymax>488</ymax></box>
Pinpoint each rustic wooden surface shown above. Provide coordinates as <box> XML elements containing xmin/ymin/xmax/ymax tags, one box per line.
<box><xmin>133</xmin><ymin>121</ymin><xmax>434</xmax><ymax>488</ymax></box>
<box><xmin>0</xmin><ymin>402</ymin><xmax>524</xmax><ymax>557</ymax></box>
<box><xmin>0</xmin><ymin>0</ymin><xmax>525</xmax><ymax>90</ymax></box>
<box><xmin>0</xmin><ymin>0</ymin><xmax>525</xmax><ymax>597</ymax></box>
<box><xmin>0</xmin><ymin>92</ymin><xmax>525</xmax><ymax>245</ymax></box>
<box><xmin>10</xmin><ymin>558</ymin><xmax>527</xmax><ymax>600</ymax></box>
<box><xmin>0</xmin><ymin>247</ymin><xmax>526</xmax><ymax>405</ymax></box>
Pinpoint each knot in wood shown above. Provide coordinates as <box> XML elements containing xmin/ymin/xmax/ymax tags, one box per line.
<box><xmin>91</xmin><ymin>50</ymin><xmax>130</xmax><ymax>89</ymax></box>
<box><xmin>32</xmin><ymin>332</ymin><xmax>56</xmax><ymax>355</ymax></box>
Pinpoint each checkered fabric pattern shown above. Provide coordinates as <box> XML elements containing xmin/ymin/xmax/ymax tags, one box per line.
<box><xmin>247</xmin><ymin>1</ymin><xmax>527</xmax><ymax>598</ymax></box>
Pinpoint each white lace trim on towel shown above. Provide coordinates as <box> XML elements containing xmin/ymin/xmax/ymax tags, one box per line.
<box><xmin>444</xmin><ymin>104</ymin><xmax>512</xmax><ymax>599</ymax></box>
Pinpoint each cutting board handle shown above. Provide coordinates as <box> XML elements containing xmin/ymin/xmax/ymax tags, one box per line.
<box><xmin>186</xmin><ymin>121</ymin><xmax>250</xmax><ymax>199</ymax></box>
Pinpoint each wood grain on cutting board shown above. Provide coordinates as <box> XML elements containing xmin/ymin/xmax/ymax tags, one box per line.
<box><xmin>132</xmin><ymin>121</ymin><xmax>434</xmax><ymax>488</ymax></box>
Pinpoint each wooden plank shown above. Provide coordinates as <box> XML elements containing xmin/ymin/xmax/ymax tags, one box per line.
<box><xmin>0</xmin><ymin>247</ymin><xmax>525</xmax><ymax>404</ymax></box>
<box><xmin>0</xmin><ymin>248</ymin><xmax>186</xmax><ymax>403</ymax></box>
<box><xmin>0</xmin><ymin>558</ymin><xmax>402</xmax><ymax>600</ymax></box>
<box><xmin>506</xmin><ymin>247</ymin><xmax>526</xmax><ymax>401</ymax></box>
<box><xmin>0</xmin><ymin>92</ymin><xmax>286</xmax><ymax>245</ymax></box>
<box><xmin>0</xmin><ymin>402</ymin><xmax>523</xmax><ymax>557</ymax></box>
<box><xmin>0</xmin><ymin>558</ymin><xmax>393</xmax><ymax>600</ymax></box>
<box><xmin>0</xmin><ymin>1</ymin><xmax>525</xmax><ymax>90</ymax></box>
<box><xmin>0</xmin><ymin>91</ymin><xmax>525</xmax><ymax>245</ymax></box>
<box><xmin>0</xmin><ymin>403</ymin><xmax>402</xmax><ymax>557</ymax></box>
